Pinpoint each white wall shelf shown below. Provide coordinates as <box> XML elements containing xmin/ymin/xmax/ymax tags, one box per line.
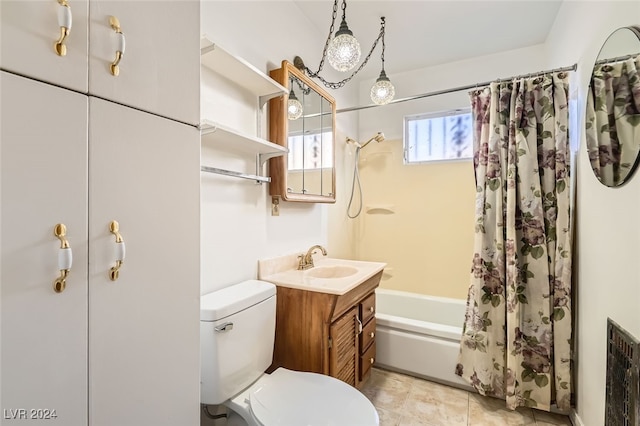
<box><xmin>200</xmin><ymin>36</ymin><xmax>287</xmax><ymax>108</ymax></box>
<box><xmin>200</xmin><ymin>120</ymin><xmax>287</xmax><ymax>184</ymax></box>
<box><xmin>200</xmin><ymin>120</ymin><xmax>285</xmax><ymax>155</ymax></box>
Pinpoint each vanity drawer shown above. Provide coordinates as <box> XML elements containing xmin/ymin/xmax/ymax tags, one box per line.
<box><xmin>360</xmin><ymin>292</ymin><xmax>376</xmax><ymax>325</ymax></box>
<box><xmin>359</xmin><ymin>341</ymin><xmax>376</xmax><ymax>379</ymax></box>
<box><xmin>360</xmin><ymin>317</ymin><xmax>376</xmax><ymax>352</ymax></box>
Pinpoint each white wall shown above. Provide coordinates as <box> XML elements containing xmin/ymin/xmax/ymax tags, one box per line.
<box><xmin>544</xmin><ymin>2</ymin><xmax>640</xmax><ymax>425</ymax></box>
<box><xmin>200</xmin><ymin>1</ymin><xmax>358</xmax><ymax>295</ymax></box>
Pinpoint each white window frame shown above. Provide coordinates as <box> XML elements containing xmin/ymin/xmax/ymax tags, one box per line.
<box><xmin>403</xmin><ymin>108</ymin><xmax>473</xmax><ymax>165</ymax></box>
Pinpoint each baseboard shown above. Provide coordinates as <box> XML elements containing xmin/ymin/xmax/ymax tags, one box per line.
<box><xmin>570</xmin><ymin>408</ymin><xmax>585</xmax><ymax>426</ymax></box>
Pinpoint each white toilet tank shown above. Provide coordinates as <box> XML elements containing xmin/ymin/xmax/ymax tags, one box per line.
<box><xmin>200</xmin><ymin>280</ymin><xmax>276</xmax><ymax>405</ymax></box>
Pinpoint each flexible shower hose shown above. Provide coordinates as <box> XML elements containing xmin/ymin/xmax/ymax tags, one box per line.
<box><xmin>347</xmin><ymin>147</ymin><xmax>363</xmax><ymax>219</ymax></box>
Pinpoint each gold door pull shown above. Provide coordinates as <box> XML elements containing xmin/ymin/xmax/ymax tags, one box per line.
<box><xmin>109</xmin><ymin>220</ymin><xmax>126</xmax><ymax>281</ymax></box>
<box><xmin>53</xmin><ymin>223</ymin><xmax>73</xmax><ymax>293</ymax></box>
<box><xmin>109</xmin><ymin>16</ymin><xmax>125</xmax><ymax>76</ymax></box>
<box><xmin>54</xmin><ymin>0</ymin><xmax>72</xmax><ymax>56</ymax></box>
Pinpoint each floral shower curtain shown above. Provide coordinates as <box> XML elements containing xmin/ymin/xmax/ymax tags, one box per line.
<box><xmin>586</xmin><ymin>55</ymin><xmax>640</xmax><ymax>186</ymax></box>
<box><xmin>456</xmin><ymin>73</ymin><xmax>572</xmax><ymax>412</ymax></box>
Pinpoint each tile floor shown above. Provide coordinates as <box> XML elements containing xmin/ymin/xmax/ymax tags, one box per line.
<box><xmin>361</xmin><ymin>368</ymin><xmax>573</xmax><ymax>426</ymax></box>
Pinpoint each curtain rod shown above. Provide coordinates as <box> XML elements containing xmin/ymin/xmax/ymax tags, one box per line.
<box><xmin>336</xmin><ymin>62</ymin><xmax>577</xmax><ymax>114</ymax></box>
<box><xmin>595</xmin><ymin>52</ymin><xmax>639</xmax><ymax>65</ymax></box>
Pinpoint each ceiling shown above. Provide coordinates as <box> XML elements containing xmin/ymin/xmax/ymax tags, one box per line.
<box><xmin>291</xmin><ymin>0</ymin><xmax>564</xmax><ymax>80</ymax></box>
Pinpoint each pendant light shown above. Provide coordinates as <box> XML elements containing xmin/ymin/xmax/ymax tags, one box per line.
<box><xmin>370</xmin><ymin>20</ymin><xmax>395</xmax><ymax>105</ymax></box>
<box><xmin>326</xmin><ymin>1</ymin><xmax>360</xmax><ymax>72</ymax></box>
<box><xmin>287</xmin><ymin>89</ymin><xmax>303</xmax><ymax>120</ymax></box>
<box><xmin>370</xmin><ymin>71</ymin><xmax>395</xmax><ymax>105</ymax></box>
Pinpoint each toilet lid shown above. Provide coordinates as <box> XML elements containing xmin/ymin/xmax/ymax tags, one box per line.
<box><xmin>249</xmin><ymin>368</ymin><xmax>379</xmax><ymax>426</ymax></box>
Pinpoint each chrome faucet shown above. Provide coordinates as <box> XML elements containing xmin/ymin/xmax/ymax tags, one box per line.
<box><xmin>297</xmin><ymin>245</ymin><xmax>327</xmax><ymax>270</ymax></box>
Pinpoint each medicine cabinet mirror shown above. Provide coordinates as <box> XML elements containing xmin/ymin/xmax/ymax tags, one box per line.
<box><xmin>585</xmin><ymin>25</ymin><xmax>640</xmax><ymax>187</ymax></box>
<box><xmin>268</xmin><ymin>61</ymin><xmax>336</xmax><ymax>203</ymax></box>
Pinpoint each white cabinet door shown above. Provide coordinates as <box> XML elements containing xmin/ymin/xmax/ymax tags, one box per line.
<box><xmin>88</xmin><ymin>1</ymin><xmax>200</xmax><ymax>125</ymax></box>
<box><xmin>1</xmin><ymin>71</ymin><xmax>88</xmax><ymax>425</ymax></box>
<box><xmin>0</xmin><ymin>0</ymin><xmax>89</xmax><ymax>93</ymax></box>
<box><xmin>88</xmin><ymin>98</ymin><xmax>200</xmax><ymax>426</ymax></box>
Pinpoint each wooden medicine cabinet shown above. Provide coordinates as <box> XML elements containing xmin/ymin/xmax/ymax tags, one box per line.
<box><xmin>268</xmin><ymin>61</ymin><xmax>336</xmax><ymax>203</ymax></box>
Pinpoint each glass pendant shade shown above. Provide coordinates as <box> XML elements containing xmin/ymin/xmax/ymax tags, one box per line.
<box><xmin>327</xmin><ymin>20</ymin><xmax>361</xmax><ymax>72</ymax></box>
<box><xmin>370</xmin><ymin>70</ymin><xmax>395</xmax><ymax>105</ymax></box>
<box><xmin>287</xmin><ymin>90</ymin><xmax>303</xmax><ymax>120</ymax></box>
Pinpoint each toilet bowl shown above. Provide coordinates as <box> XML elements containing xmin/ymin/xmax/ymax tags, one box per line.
<box><xmin>225</xmin><ymin>368</ymin><xmax>378</xmax><ymax>426</ymax></box>
<box><xmin>200</xmin><ymin>280</ymin><xmax>379</xmax><ymax>426</ymax></box>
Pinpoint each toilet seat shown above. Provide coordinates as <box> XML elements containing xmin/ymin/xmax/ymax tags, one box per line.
<box><xmin>248</xmin><ymin>368</ymin><xmax>379</xmax><ymax>426</ymax></box>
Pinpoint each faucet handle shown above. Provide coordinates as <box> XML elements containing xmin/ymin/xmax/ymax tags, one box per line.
<box><xmin>297</xmin><ymin>254</ymin><xmax>307</xmax><ymax>270</ymax></box>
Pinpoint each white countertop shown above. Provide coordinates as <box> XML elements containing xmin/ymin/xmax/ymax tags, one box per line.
<box><xmin>258</xmin><ymin>257</ymin><xmax>386</xmax><ymax>295</ymax></box>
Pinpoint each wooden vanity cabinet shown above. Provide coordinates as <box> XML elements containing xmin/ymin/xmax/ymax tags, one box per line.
<box><xmin>270</xmin><ymin>271</ymin><xmax>382</xmax><ymax>389</ymax></box>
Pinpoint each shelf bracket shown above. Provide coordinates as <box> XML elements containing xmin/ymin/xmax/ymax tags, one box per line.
<box><xmin>200</xmin><ymin>125</ymin><xmax>217</xmax><ymax>136</ymax></box>
<box><xmin>200</xmin><ymin>44</ymin><xmax>216</xmax><ymax>55</ymax></box>
<box><xmin>255</xmin><ymin>151</ymin><xmax>286</xmax><ymax>182</ymax></box>
<box><xmin>258</xmin><ymin>92</ymin><xmax>285</xmax><ymax>110</ymax></box>
<box><xmin>257</xmin><ymin>93</ymin><xmax>285</xmax><ymax>138</ymax></box>
<box><xmin>258</xmin><ymin>150</ymin><xmax>286</xmax><ymax>166</ymax></box>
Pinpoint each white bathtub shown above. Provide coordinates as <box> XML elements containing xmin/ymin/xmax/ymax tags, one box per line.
<box><xmin>374</xmin><ymin>288</ymin><xmax>471</xmax><ymax>389</ymax></box>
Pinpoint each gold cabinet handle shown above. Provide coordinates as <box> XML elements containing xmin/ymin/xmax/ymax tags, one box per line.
<box><xmin>109</xmin><ymin>16</ymin><xmax>125</xmax><ymax>76</ymax></box>
<box><xmin>370</xmin><ymin>357</ymin><xmax>374</xmax><ymax>364</ymax></box>
<box><xmin>369</xmin><ymin>306</ymin><xmax>374</xmax><ymax>313</ymax></box>
<box><xmin>109</xmin><ymin>220</ymin><xmax>126</xmax><ymax>281</ymax></box>
<box><xmin>370</xmin><ymin>332</ymin><xmax>375</xmax><ymax>338</ymax></box>
<box><xmin>54</xmin><ymin>0</ymin><xmax>72</xmax><ymax>56</ymax></box>
<box><xmin>53</xmin><ymin>223</ymin><xmax>73</xmax><ymax>293</ymax></box>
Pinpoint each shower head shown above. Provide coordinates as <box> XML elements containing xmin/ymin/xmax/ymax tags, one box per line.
<box><xmin>361</xmin><ymin>132</ymin><xmax>385</xmax><ymax>148</ymax></box>
<box><xmin>372</xmin><ymin>132</ymin><xmax>385</xmax><ymax>143</ymax></box>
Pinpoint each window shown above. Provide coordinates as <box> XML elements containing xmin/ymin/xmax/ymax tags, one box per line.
<box><xmin>404</xmin><ymin>109</ymin><xmax>473</xmax><ymax>163</ymax></box>
<box><xmin>287</xmin><ymin>131</ymin><xmax>333</xmax><ymax>171</ymax></box>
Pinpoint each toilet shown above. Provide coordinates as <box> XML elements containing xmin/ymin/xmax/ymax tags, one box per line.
<box><xmin>200</xmin><ymin>279</ymin><xmax>379</xmax><ymax>426</ymax></box>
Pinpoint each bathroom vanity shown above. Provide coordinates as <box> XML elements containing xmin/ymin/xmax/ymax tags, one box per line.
<box><xmin>259</xmin><ymin>256</ymin><xmax>385</xmax><ymax>389</ymax></box>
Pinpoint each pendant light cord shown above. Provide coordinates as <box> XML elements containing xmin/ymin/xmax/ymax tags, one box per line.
<box><xmin>347</xmin><ymin>147</ymin><xmax>363</xmax><ymax>219</ymax></box>
<box><xmin>381</xmin><ymin>18</ymin><xmax>386</xmax><ymax>72</ymax></box>
<box><xmin>309</xmin><ymin>0</ymin><xmax>339</xmax><ymax>76</ymax></box>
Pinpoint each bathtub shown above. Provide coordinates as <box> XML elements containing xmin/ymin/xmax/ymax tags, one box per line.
<box><xmin>374</xmin><ymin>288</ymin><xmax>471</xmax><ymax>389</ymax></box>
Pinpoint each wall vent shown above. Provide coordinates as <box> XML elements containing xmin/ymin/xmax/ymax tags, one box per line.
<box><xmin>606</xmin><ymin>318</ymin><xmax>640</xmax><ymax>426</ymax></box>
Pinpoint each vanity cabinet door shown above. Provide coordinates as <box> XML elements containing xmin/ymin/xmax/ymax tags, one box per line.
<box><xmin>0</xmin><ymin>0</ymin><xmax>89</xmax><ymax>93</ymax></box>
<box><xmin>329</xmin><ymin>307</ymin><xmax>359</xmax><ymax>387</ymax></box>
<box><xmin>88</xmin><ymin>0</ymin><xmax>199</xmax><ymax>125</ymax></box>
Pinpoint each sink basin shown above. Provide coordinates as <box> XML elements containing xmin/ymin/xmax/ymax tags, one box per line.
<box><xmin>258</xmin><ymin>257</ymin><xmax>387</xmax><ymax>295</ymax></box>
<box><xmin>306</xmin><ymin>265</ymin><xmax>358</xmax><ymax>279</ymax></box>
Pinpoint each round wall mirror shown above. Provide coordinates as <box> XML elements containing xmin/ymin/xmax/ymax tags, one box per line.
<box><xmin>585</xmin><ymin>26</ymin><xmax>640</xmax><ymax>187</ymax></box>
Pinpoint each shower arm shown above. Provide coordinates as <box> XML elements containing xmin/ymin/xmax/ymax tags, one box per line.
<box><xmin>346</xmin><ymin>132</ymin><xmax>385</xmax><ymax>149</ymax></box>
